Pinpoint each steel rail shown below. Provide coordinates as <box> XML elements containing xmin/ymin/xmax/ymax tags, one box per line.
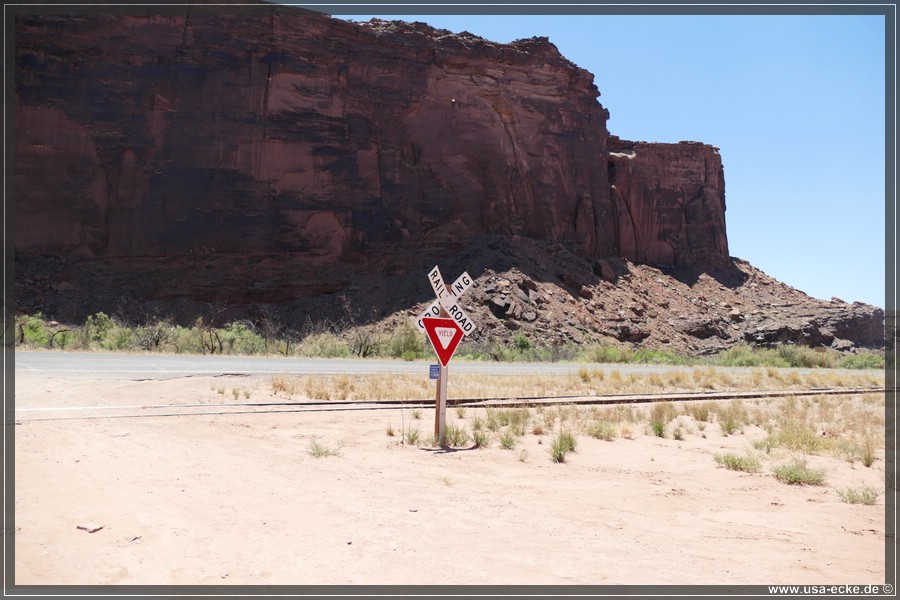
<box><xmin>12</xmin><ymin>386</ymin><xmax>885</xmax><ymax>423</ymax></box>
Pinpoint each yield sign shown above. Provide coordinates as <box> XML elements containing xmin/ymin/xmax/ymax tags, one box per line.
<box><xmin>422</xmin><ymin>317</ymin><xmax>464</xmax><ymax>367</ymax></box>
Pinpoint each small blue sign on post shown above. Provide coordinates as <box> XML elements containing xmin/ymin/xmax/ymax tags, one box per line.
<box><xmin>429</xmin><ymin>364</ymin><xmax>441</xmax><ymax>380</ymax></box>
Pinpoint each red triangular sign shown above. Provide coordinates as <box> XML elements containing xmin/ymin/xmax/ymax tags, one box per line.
<box><xmin>422</xmin><ymin>317</ymin><xmax>464</xmax><ymax>367</ymax></box>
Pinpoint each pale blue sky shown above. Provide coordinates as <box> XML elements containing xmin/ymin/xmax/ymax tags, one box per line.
<box><xmin>286</xmin><ymin>7</ymin><xmax>890</xmax><ymax>309</ymax></box>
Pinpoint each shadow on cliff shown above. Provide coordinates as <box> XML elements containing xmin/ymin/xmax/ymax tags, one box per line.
<box><xmin>423</xmin><ymin>235</ymin><xmax>750</xmax><ymax>298</ymax></box>
<box><xmin>656</xmin><ymin>259</ymin><xmax>750</xmax><ymax>289</ymax></box>
<box><xmin>14</xmin><ymin>234</ymin><xmax>747</xmax><ymax>335</ymax></box>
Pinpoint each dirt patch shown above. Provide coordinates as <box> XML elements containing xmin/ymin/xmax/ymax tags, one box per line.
<box><xmin>12</xmin><ymin>373</ymin><xmax>886</xmax><ymax>586</ymax></box>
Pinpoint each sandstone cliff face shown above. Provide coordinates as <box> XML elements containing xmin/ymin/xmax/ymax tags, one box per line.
<box><xmin>14</xmin><ymin>11</ymin><xmax>621</xmax><ymax>263</ymax></box>
<box><xmin>608</xmin><ymin>137</ymin><xmax>729</xmax><ymax>267</ymax></box>
<box><xmin>14</xmin><ymin>9</ymin><xmax>729</xmax><ymax>270</ymax></box>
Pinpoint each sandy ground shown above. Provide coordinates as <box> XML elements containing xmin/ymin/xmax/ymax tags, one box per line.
<box><xmin>12</xmin><ymin>372</ymin><xmax>887</xmax><ymax>587</ymax></box>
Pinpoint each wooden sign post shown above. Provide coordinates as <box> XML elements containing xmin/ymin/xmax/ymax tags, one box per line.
<box><xmin>435</xmin><ymin>361</ymin><xmax>448</xmax><ymax>444</ymax></box>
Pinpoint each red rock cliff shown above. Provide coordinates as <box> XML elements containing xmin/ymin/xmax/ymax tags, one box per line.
<box><xmin>13</xmin><ymin>6</ymin><xmax>732</xmax><ymax>320</ymax></box>
<box><xmin>608</xmin><ymin>136</ymin><xmax>729</xmax><ymax>266</ymax></box>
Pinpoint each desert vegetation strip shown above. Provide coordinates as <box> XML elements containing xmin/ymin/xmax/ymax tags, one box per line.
<box><xmin>14</xmin><ymin>311</ymin><xmax>886</xmax><ymax>369</ymax></box>
<box><xmin>464</xmin><ymin>387</ymin><xmax>884</xmax><ymax>409</ymax></box>
<box><xmin>260</xmin><ymin>366</ymin><xmax>882</xmax><ymax>404</ymax></box>
<box><xmin>395</xmin><ymin>390</ymin><xmax>884</xmax><ymax>473</ymax></box>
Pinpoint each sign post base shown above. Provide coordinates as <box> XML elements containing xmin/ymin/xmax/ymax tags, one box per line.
<box><xmin>434</xmin><ymin>364</ymin><xmax>448</xmax><ymax>445</ymax></box>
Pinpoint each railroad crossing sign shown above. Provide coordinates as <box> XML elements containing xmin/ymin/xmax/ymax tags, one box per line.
<box><xmin>415</xmin><ymin>266</ymin><xmax>476</xmax><ymax>336</ymax></box>
<box><xmin>422</xmin><ymin>317</ymin><xmax>464</xmax><ymax>367</ymax></box>
<box><xmin>415</xmin><ymin>265</ymin><xmax>478</xmax><ymax>445</ymax></box>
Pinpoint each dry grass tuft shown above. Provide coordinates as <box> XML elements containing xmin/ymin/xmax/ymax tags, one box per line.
<box><xmin>684</xmin><ymin>401</ymin><xmax>715</xmax><ymax>423</ymax></box>
<box><xmin>308</xmin><ymin>438</ymin><xmax>341</xmax><ymax>458</ymax></box>
<box><xmin>714</xmin><ymin>399</ymin><xmax>748</xmax><ymax>436</ymax></box>
<box><xmin>271</xmin><ymin>374</ymin><xmax>296</xmax><ymax>395</ymax></box>
<box><xmin>836</xmin><ymin>485</ymin><xmax>880</xmax><ymax>505</ymax></box>
<box><xmin>550</xmin><ymin>430</ymin><xmax>577</xmax><ymax>463</ymax></box>
<box><xmin>648</xmin><ymin>401</ymin><xmax>677</xmax><ymax>437</ymax></box>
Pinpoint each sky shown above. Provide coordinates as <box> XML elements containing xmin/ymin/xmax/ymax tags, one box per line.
<box><xmin>283</xmin><ymin>6</ymin><xmax>890</xmax><ymax>309</ymax></box>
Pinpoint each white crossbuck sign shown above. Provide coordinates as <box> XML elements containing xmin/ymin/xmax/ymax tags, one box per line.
<box><xmin>414</xmin><ymin>265</ymin><xmax>477</xmax><ymax>336</ymax></box>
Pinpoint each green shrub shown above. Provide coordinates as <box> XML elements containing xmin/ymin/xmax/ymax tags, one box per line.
<box><xmin>752</xmin><ymin>436</ymin><xmax>777</xmax><ymax>454</ymax></box>
<box><xmin>715</xmin><ymin>400</ymin><xmax>747</xmax><ymax>436</ymax></box>
<box><xmin>496</xmin><ymin>408</ymin><xmax>530</xmax><ymax>436</ymax></box>
<box><xmin>512</xmin><ymin>333</ymin><xmax>532</xmax><ymax>352</ymax></box>
<box><xmin>386</xmin><ymin>320</ymin><xmax>427</xmax><ymax>360</ymax></box>
<box><xmin>444</xmin><ymin>424</ymin><xmax>469</xmax><ymax>447</ymax></box>
<box><xmin>20</xmin><ymin>313</ymin><xmax>50</xmax><ymax>347</ymax></box>
<box><xmin>583</xmin><ymin>344</ymin><xmax>629</xmax><ymax>364</ymax></box>
<box><xmin>308</xmin><ymin>438</ymin><xmax>341</xmax><ymax>458</ymax></box>
<box><xmin>838</xmin><ymin>351</ymin><xmax>885</xmax><ymax>370</ymax></box>
<box><xmin>454</xmin><ymin>337</ymin><xmax>577</xmax><ymax>363</ymax></box>
<box><xmin>581</xmin><ymin>343</ymin><xmax>694</xmax><ymax>365</ymax></box>
<box><xmin>499</xmin><ymin>430</ymin><xmax>517</xmax><ymax>449</ymax></box>
<box><xmin>43</xmin><ymin>326</ymin><xmax>76</xmax><ymax>349</ymax></box>
<box><xmin>404</xmin><ymin>428</ymin><xmax>420</xmax><ymax>446</ymax></box>
<box><xmin>772</xmin><ymin>459</ymin><xmax>826</xmax><ymax>485</ymax></box>
<box><xmin>298</xmin><ymin>332</ymin><xmax>350</xmax><ymax>358</ymax></box>
<box><xmin>777</xmin><ymin>345</ymin><xmax>832</xmax><ymax>369</ymax></box>
<box><xmin>586</xmin><ymin>421</ymin><xmax>615</xmax><ymax>441</ymax></box>
<box><xmin>472</xmin><ymin>429</ymin><xmax>490</xmax><ymax>448</ymax></box>
<box><xmin>631</xmin><ymin>348</ymin><xmax>693</xmax><ymax>365</ymax></box>
<box><xmin>172</xmin><ymin>324</ymin><xmax>203</xmax><ymax>354</ymax></box>
<box><xmin>768</xmin><ymin>421</ymin><xmax>828</xmax><ymax>454</ymax></box>
<box><xmin>714</xmin><ymin>452</ymin><xmax>761</xmax><ymax>473</ymax></box>
<box><xmin>715</xmin><ymin>344</ymin><xmax>773</xmax><ymax>367</ymax></box>
<box><xmin>712</xmin><ymin>343</ymin><xmax>840</xmax><ymax>368</ymax></box>
<box><xmin>101</xmin><ymin>326</ymin><xmax>133</xmax><ymax>350</ymax></box>
<box><xmin>84</xmin><ymin>312</ymin><xmax>115</xmax><ymax>346</ymax></box>
<box><xmin>220</xmin><ymin>322</ymin><xmax>266</xmax><ymax>355</ymax></box>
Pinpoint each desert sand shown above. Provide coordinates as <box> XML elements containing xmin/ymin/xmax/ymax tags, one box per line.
<box><xmin>12</xmin><ymin>370</ymin><xmax>886</xmax><ymax>588</ymax></box>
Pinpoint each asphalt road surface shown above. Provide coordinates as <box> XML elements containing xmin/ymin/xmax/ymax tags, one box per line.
<box><xmin>12</xmin><ymin>350</ymin><xmax>882</xmax><ymax>381</ymax></box>
<box><xmin>13</xmin><ymin>350</ymin><xmax>703</xmax><ymax>380</ymax></box>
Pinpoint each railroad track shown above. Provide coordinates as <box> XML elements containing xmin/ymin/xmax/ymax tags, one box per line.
<box><xmin>13</xmin><ymin>386</ymin><xmax>886</xmax><ymax>422</ymax></box>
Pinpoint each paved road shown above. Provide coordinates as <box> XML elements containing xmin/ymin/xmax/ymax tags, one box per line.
<box><xmin>13</xmin><ymin>350</ymin><xmax>702</xmax><ymax>380</ymax></box>
<box><xmin>12</xmin><ymin>350</ymin><xmax>883</xmax><ymax>381</ymax></box>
